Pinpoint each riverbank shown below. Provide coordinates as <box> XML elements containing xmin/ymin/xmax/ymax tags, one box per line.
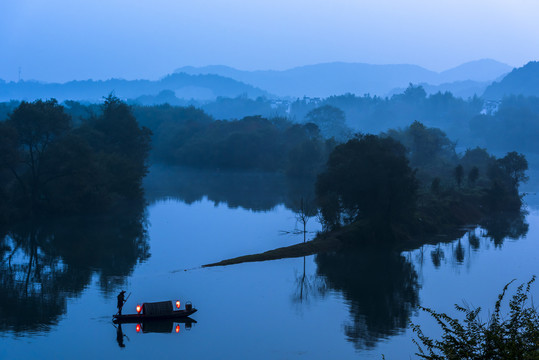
<box><xmin>202</xmin><ymin>191</ymin><xmax>525</xmax><ymax>268</ymax></box>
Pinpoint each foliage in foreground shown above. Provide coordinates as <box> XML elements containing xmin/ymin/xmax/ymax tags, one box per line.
<box><xmin>412</xmin><ymin>277</ymin><xmax>539</xmax><ymax>359</ymax></box>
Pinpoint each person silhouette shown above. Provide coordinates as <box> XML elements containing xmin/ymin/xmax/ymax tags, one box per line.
<box><xmin>116</xmin><ymin>324</ymin><xmax>126</xmax><ymax>348</ymax></box>
<box><xmin>117</xmin><ymin>290</ymin><xmax>126</xmax><ymax>315</ymax></box>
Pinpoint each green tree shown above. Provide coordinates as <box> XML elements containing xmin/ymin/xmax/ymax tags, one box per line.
<box><xmin>304</xmin><ymin>105</ymin><xmax>351</xmax><ymax>142</ymax></box>
<box><xmin>85</xmin><ymin>95</ymin><xmax>152</xmax><ymax>198</ymax></box>
<box><xmin>316</xmin><ymin>134</ymin><xmax>417</xmax><ymax>236</ymax></box>
<box><xmin>497</xmin><ymin>151</ymin><xmax>529</xmax><ymax>187</ymax></box>
<box><xmin>468</xmin><ymin>166</ymin><xmax>479</xmax><ymax>187</ymax></box>
<box><xmin>0</xmin><ymin>96</ymin><xmax>152</xmax><ymax>220</ymax></box>
<box><xmin>431</xmin><ymin>177</ymin><xmax>441</xmax><ymax>195</ymax></box>
<box><xmin>4</xmin><ymin>99</ymin><xmax>72</xmax><ymax>211</ymax></box>
<box><xmin>454</xmin><ymin>164</ymin><xmax>464</xmax><ymax>187</ymax></box>
<box><xmin>385</xmin><ymin>121</ymin><xmax>457</xmax><ymax>173</ymax></box>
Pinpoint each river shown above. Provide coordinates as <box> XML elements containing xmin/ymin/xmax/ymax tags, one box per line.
<box><xmin>0</xmin><ymin>167</ymin><xmax>537</xmax><ymax>359</ymax></box>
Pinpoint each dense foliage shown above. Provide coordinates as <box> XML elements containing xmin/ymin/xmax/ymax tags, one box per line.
<box><xmin>316</xmin><ymin>134</ymin><xmax>417</xmax><ymax>237</ymax></box>
<box><xmin>289</xmin><ymin>85</ymin><xmax>483</xmax><ymax>142</ymax></box>
<box><xmin>137</xmin><ymin>108</ymin><xmax>335</xmax><ymax>177</ymax></box>
<box><xmin>412</xmin><ymin>277</ymin><xmax>539</xmax><ymax>359</ymax></box>
<box><xmin>315</xmin><ymin>123</ymin><xmax>528</xmax><ymax>241</ymax></box>
<box><xmin>0</xmin><ymin>96</ymin><xmax>151</xmax><ymax>221</ymax></box>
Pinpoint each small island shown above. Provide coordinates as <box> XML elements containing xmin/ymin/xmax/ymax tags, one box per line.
<box><xmin>204</xmin><ymin>121</ymin><xmax>528</xmax><ymax>267</ymax></box>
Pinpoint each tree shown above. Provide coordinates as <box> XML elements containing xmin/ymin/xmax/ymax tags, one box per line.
<box><xmin>0</xmin><ymin>96</ymin><xmax>153</xmax><ymax>220</ymax></box>
<box><xmin>316</xmin><ymin>134</ymin><xmax>417</xmax><ymax>236</ymax></box>
<box><xmin>454</xmin><ymin>164</ymin><xmax>464</xmax><ymax>187</ymax></box>
<box><xmin>4</xmin><ymin>99</ymin><xmax>72</xmax><ymax>212</ymax></box>
<box><xmin>497</xmin><ymin>151</ymin><xmax>529</xmax><ymax>187</ymax></box>
<box><xmin>430</xmin><ymin>177</ymin><xmax>441</xmax><ymax>195</ymax></box>
<box><xmin>384</xmin><ymin>121</ymin><xmax>457</xmax><ymax>172</ymax></box>
<box><xmin>85</xmin><ymin>95</ymin><xmax>152</xmax><ymax>198</ymax></box>
<box><xmin>402</xmin><ymin>83</ymin><xmax>427</xmax><ymax>102</ymax></box>
<box><xmin>468</xmin><ymin>166</ymin><xmax>479</xmax><ymax>187</ymax></box>
<box><xmin>304</xmin><ymin>105</ymin><xmax>351</xmax><ymax>142</ymax></box>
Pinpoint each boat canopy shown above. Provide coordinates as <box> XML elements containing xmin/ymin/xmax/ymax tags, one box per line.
<box><xmin>142</xmin><ymin>301</ymin><xmax>173</xmax><ymax>315</ymax></box>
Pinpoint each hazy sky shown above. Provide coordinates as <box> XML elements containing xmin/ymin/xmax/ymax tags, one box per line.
<box><xmin>1</xmin><ymin>0</ymin><xmax>538</xmax><ymax>82</ymax></box>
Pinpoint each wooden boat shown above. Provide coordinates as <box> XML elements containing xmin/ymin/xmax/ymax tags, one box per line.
<box><xmin>113</xmin><ymin>300</ymin><xmax>197</xmax><ymax>324</ymax></box>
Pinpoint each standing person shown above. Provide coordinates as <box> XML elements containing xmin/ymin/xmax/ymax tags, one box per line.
<box><xmin>117</xmin><ymin>290</ymin><xmax>126</xmax><ymax>315</ymax></box>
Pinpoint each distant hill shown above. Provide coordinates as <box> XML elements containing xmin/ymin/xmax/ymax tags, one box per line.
<box><xmin>175</xmin><ymin>59</ymin><xmax>511</xmax><ymax>98</ymax></box>
<box><xmin>0</xmin><ymin>73</ymin><xmax>268</xmax><ymax>102</ymax></box>
<box><xmin>389</xmin><ymin>80</ymin><xmax>490</xmax><ymax>99</ymax></box>
<box><xmin>483</xmin><ymin>61</ymin><xmax>539</xmax><ymax>99</ymax></box>
<box><xmin>437</xmin><ymin>59</ymin><xmax>511</xmax><ymax>83</ymax></box>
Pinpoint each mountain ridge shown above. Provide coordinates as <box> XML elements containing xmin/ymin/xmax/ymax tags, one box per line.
<box><xmin>175</xmin><ymin>59</ymin><xmax>512</xmax><ymax>98</ymax></box>
<box><xmin>0</xmin><ymin>73</ymin><xmax>269</xmax><ymax>103</ymax></box>
<box><xmin>483</xmin><ymin>61</ymin><xmax>539</xmax><ymax>99</ymax></box>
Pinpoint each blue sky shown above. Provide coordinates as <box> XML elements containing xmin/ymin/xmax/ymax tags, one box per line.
<box><xmin>1</xmin><ymin>0</ymin><xmax>538</xmax><ymax>82</ymax></box>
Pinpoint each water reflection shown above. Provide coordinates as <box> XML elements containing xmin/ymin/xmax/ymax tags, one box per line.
<box><xmin>479</xmin><ymin>210</ymin><xmax>528</xmax><ymax>247</ymax></box>
<box><xmin>307</xmin><ymin>208</ymin><xmax>527</xmax><ymax>350</ymax></box>
<box><xmin>116</xmin><ymin>324</ymin><xmax>127</xmax><ymax>348</ymax></box>
<box><xmin>420</xmin><ymin>209</ymin><xmax>529</xmax><ymax>269</ymax></box>
<box><xmin>315</xmin><ymin>248</ymin><xmax>420</xmax><ymax>350</ymax></box>
<box><xmin>0</xmin><ymin>202</ymin><xmax>149</xmax><ymax>335</ymax></box>
<box><xmin>144</xmin><ymin>165</ymin><xmax>316</xmax><ymax>212</ymax></box>
<box><xmin>133</xmin><ymin>319</ymin><xmax>196</xmax><ymax>333</ymax></box>
<box><xmin>292</xmin><ymin>257</ymin><xmax>327</xmax><ymax>305</ymax></box>
<box><xmin>113</xmin><ymin>319</ymin><xmax>196</xmax><ymax>349</ymax></box>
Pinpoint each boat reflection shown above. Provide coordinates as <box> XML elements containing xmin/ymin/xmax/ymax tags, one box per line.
<box><xmin>114</xmin><ymin>318</ymin><xmax>197</xmax><ymax>348</ymax></box>
<box><xmin>134</xmin><ymin>318</ymin><xmax>197</xmax><ymax>333</ymax></box>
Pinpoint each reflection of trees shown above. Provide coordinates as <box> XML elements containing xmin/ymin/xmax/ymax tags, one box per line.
<box><xmin>0</xmin><ymin>202</ymin><xmax>149</xmax><ymax>334</ymax></box>
<box><xmin>144</xmin><ymin>165</ymin><xmax>316</xmax><ymax>213</ymax></box>
<box><xmin>315</xmin><ymin>248</ymin><xmax>420</xmax><ymax>349</ymax></box>
<box><xmin>423</xmin><ymin>209</ymin><xmax>528</xmax><ymax>268</ymax></box>
<box><xmin>291</xmin><ymin>257</ymin><xmax>327</xmax><ymax>305</ymax></box>
<box><xmin>480</xmin><ymin>209</ymin><xmax>528</xmax><ymax>247</ymax></box>
<box><xmin>431</xmin><ymin>245</ymin><xmax>445</xmax><ymax>268</ymax></box>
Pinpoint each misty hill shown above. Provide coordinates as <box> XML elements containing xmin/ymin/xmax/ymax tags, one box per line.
<box><xmin>483</xmin><ymin>61</ymin><xmax>539</xmax><ymax>99</ymax></box>
<box><xmin>389</xmin><ymin>80</ymin><xmax>490</xmax><ymax>99</ymax></box>
<box><xmin>175</xmin><ymin>59</ymin><xmax>511</xmax><ymax>98</ymax></box>
<box><xmin>0</xmin><ymin>73</ymin><xmax>268</xmax><ymax>103</ymax></box>
<box><xmin>437</xmin><ymin>59</ymin><xmax>511</xmax><ymax>83</ymax></box>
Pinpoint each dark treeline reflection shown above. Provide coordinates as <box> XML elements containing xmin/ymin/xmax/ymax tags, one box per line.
<box><xmin>0</xmin><ymin>202</ymin><xmax>149</xmax><ymax>335</ymax></box>
<box><xmin>306</xmin><ymin>207</ymin><xmax>528</xmax><ymax>349</ymax></box>
<box><xmin>144</xmin><ymin>165</ymin><xmax>316</xmax><ymax>213</ymax></box>
<box><xmin>479</xmin><ymin>210</ymin><xmax>529</xmax><ymax>247</ymax></box>
<box><xmin>314</xmin><ymin>249</ymin><xmax>420</xmax><ymax>350</ymax></box>
<box><xmin>426</xmin><ymin>208</ymin><xmax>529</xmax><ymax>268</ymax></box>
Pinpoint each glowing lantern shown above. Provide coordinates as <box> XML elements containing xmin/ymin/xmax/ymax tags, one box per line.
<box><xmin>175</xmin><ymin>325</ymin><xmax>180</xmax><ymax>333</ymax></box>
<box><xmin>136</xmin><ymin>324</ymin><xmax>141</xmax><ymax>333</ymax></box>
<box><xmin>176</xmin><ymin>301</ymin><xmax>181</xmax><ymax>309</ymax></box>
<box><xmin>136</xmin><ymin>305</ymin><xmax>142</xmax><ymax>313</ymax></box>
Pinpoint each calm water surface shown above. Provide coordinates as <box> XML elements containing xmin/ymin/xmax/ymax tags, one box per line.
<box><xmin>1</xmin><ymin>170</ymin><xmax>538</xmax><ymax>359</ymax></box>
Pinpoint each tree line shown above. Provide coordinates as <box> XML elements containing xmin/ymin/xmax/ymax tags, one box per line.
<box><xmin>0</xmin><ymin>94</ymin><xmax>530</xmax><ymax>232</ymax></box>
<box><xmin>0</xmin><ymin>95</ymin><xmax>151</xmax><ymax>223</ymax></box>
<box><xmin>315</xmin><ymin>122</ymin><xmax>528</xmax><ymax>242</ymax></box>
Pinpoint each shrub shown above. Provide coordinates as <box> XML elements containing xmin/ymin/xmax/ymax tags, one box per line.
<box><xmin>411</xmin><ymin>277</ymin><xmax>539</xmax><ymax>359</ymax></box>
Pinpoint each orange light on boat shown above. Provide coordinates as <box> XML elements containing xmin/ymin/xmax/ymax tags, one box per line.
<box><xmin>136</xmin><ymin>324</ymin><xmax>141</xmax><ymax>333</ymax></box>
<box><xmin>136</xmin><ymin>305</ymin><xmax>142</xmax><ymax>313</ymax></box>
<box><xmin>175</xmin><ymin>325</ymin><xmax>180</xmax><ymax>333</ymax></box>
<box><xmin>176</xmin><ymin>301</ymin><xmax>180</xmax><ymax>309</ymax></box>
